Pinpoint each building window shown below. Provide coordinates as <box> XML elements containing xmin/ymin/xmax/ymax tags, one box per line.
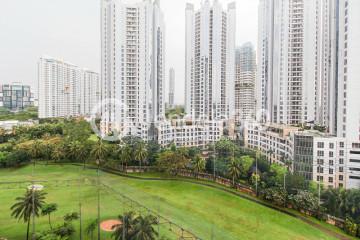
<box><xmin>317</xmin><ymin>142</ymin><xmax>324</xmax><ymax>148</ymax></box>
<box><xmin>317</xmin><ymin>150</ymin><xmax>324</xmax><ymax>157</ymax></box>
<box><xmin>339</xmin><ymin>150</ymin><xmax>344</xmax><ymax>156</ymax></box>
<box><xmin>329</xmin><ymin>177</ymin><xmax>333</xmax><ymax>183</ymax></box>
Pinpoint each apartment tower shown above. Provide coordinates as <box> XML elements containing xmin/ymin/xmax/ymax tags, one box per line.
<box><xmin>185</xmin><ymin>0</ymin><xmax>236</xmax><ymax>120</ymax></box>
<box><xmin>257</xmin><ymin>0</ymin><xmax>337</xmax><ymax>127</ymax></box>
<box><xmin>235</xmin><ymin>42</ymin><xmax>256</xmax><ymax>124</ymax></box>
<box><xmin>38</xmin><ymin>56</ymin><xmax>99</xmax><ymax>118</ymax></box>
<box><xmin>101</xmin><ymin>0</ymin><xmax>165</xmax><ymax>139</ymax></box>
<box><xmin>168</xmin><ymin>68</ymin><xmax>175</xmax><ymax>108</ymax></box>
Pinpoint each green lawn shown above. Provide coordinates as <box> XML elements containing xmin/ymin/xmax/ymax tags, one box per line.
<box><xmin>0</xmin><ymin>165</ymin><xmax>341</xmax><ymax>240</ymax></box>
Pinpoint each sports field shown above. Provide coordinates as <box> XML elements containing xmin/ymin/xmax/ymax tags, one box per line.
<box><xmin>0</xmin><ymin>165</ymin><xmax>344</xmax><ymax>239</ymax></box>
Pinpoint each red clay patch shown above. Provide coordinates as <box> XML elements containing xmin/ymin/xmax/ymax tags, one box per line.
<box><xmin>100</xmin><ymin>219</ymin><xmax>122</xmax><ymax>232</ymax></box>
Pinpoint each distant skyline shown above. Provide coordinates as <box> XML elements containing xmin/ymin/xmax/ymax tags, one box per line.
<box><xmin>0</xmin><ymin>0</ymin><xmax>258</xmax><ymax>104</ymax></box>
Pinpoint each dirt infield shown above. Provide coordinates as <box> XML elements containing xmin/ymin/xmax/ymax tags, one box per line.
<box><xmin>100</xmin><ymin>219</ymin><xmax>122</xmax><ymax>232</ymax></box>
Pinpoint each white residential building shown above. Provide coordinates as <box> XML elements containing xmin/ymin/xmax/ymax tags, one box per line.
<box><xmin>336</xmin><ymin>0</ymin><xmax>360</xmax><ymax>188</ymax></box>
<box><xmin>257</xmin><ymin>0</ymin><xmax>337</xmax><ymax>127</ymax></box>
<box><xmin>101</xmin><ymin>0</ymin><xmax>165</xmax><ymax>140</ymax></box>
<box><xmin>80</xmin><ymin>70</ymin><xmax>100</xmax><ymax>116</ymax></box>
<box><xmin>312</xmin><ymin>135</ymin><xmax>347</xmax><ymax>188</ymax></box>
<box><xmin>38</xmin><ymin>56</ymin><xmax>99</xmax><ymax>118</ymax></box>
<box><xmin>245</xmin><ymin>122</ymin><xmax>348</xmax><ymax>188</ymax></box>
<box><xmin>235</xmin><ymin>42</ymin><xmax>256</xmax><ymax>125</ymax></box>
<box><xmin>157</xmin><ymin>119</ymin><xmax>224</xmax><ymax>148</ymax></box>
<box><xmin>244</xmin><ymin>122</ymin><xmax>298</xmax><ymax>165</ymax></box>
<box><xmin>168</xmin><ymin>68</ymin><xmax>175</xmax><ymax>108</ymax></box>
<box><xmin>185</xmin><ymin>0</ymin><xmax>236</xmax><ymax>120</ymax></box>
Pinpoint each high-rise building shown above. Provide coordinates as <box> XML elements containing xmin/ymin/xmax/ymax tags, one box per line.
<box><xmin>0</xmin><ymin>83</ymin><xmax>33</xmax><ymax>111</ymax></box>
<box><xmin>80</xmin><ymin>70</ymin><xmax>101</xmax><ymax>116</ymax></box>
<box><xmin>235</xmin><ymin>42</ymin><xmax>256</xmax><ymax>124</ymax></box>
<box><xmin>101</xmin><ymin>0</ymin><xmax>165</xmax><ymax>139</ymax></box>
<box><xmin>257</xmin><ymin>0</ymin><xmax>337</xmax><ymax>126</ymax></box>
<box><xmin>168</xmin><ymin>68</ymin><xmax>175</xmax><ymax>108</ymax></box>
<box><xmin>336</xmin><ymin>0</ymin><xmax>360</xmax><ymax>188</ymax></box>
<box><xmin>38</xmin><ymin>56</ymin><xmax>99</xmax><ymax>118</ymax></box>
<box><xmin>336</xmin><ymin>0</ymin><xmax>360</xmax><ymax>141</ymax></box>
<box><xmin>185</xmin><ymin>0</ymin><xmax>236</xmax><ymax>120</ymax></box>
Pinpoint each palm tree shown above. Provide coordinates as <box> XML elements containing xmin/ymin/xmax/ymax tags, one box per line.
<box><xmin>68</xmin><ymin>141</ymin><xmax>81</xmax><ymax>162</ymax></box>
<box><xmin>132</xmin><ymin>215</ymin><xmax>158</xmax><ymax>240</ymax></box>
<box><xmin>135</xmin><ymin>141</ymin><xmax>147</xmax><ymax>170</ymax></box>
<box><xmin>227</xmin><ymin>158</ymin><xmax>241</xmax><ymax>186</ymax></box>
<box><xmin>77</xmin><ymin>143</ymin><xmax>89</xmax><ymax>169</ymax></box>
<box><xmin>192</xmin><ymin>154</ymin><xmax>206</xmax><ymax>178</ymax></box>
<box><xmin>10</xmin><ymin>189</ymin><xmax>47</xmax><ymax>240</ymax></box>
<box><xmin>41</xmin><ymin>203</ymin><xmax>57</xmax><ymax>229</ymax></box>
<box><xmin>91</xmin><ymin>139</ymin><xmax>108</xmax><ymax>168</ymax></box>
<box><xmin>86</xmin><ymin>219</ymin><xmax>98</xmax><ymax>240</ymax></box>
<box><xmin>112</xmin><ymin>211</ymin><xmax>136</xmax><ymax>240</ymax></box>
<box><xmin>121</xmin><ymin>145</ymin><xmax>132</xmax><ymax>170</ymax></box>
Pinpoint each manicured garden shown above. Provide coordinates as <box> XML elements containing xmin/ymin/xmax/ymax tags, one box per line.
<box><xmin>0</xmin><ymin>164</ymin><xmax>345</xmax><ymax>240</ymax></box>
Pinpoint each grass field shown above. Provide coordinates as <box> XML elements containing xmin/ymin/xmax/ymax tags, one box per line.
<box><xmin>0</xmin><ymin>165</ymin><xmax>343</xmax><ymax>240</ymax></box>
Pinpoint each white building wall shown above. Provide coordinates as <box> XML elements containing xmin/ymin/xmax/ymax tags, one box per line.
<box><xmin>257</xmin><ymin>0</ymin><xmax>337</xmax><ymax>127</ymax></box>
<box><xmin>185</xmin><ymin>0</ymin><xmax>235</xmax><ymax>121</ymax></box>
<box><xmin>101</xmin><ymin>0</ymin><xmax>165</xmax><ymax>140</ymax></box>
<box><xmin>313</xmin><ymin>137</ymin><xmax>347</xmax><ymax>188</ymax></box>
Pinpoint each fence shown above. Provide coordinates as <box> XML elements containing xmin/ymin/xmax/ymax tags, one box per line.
<box><xmin>117</xmin><ymin>165</ymin><xmax>346</xmax><ymax>229</ymax></box>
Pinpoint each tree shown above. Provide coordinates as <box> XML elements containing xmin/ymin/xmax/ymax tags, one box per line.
<box><xmin>227</xmin><ymin>158</ymin><xmax>241</xmax><ymax>186</ymax></box>
<box><xmin>86</xmin><ymin>219</ymin><xmax>98</xmax><ymax>240</ymax></box>
<box><xmin>289</xmin><ymin>190</ymin><xmax>319</xmax><ymax>214</ymax></box>
<box><xmin>239</xmin><ymin>156</ymin><xmax>254</xmax><ymax>178</ymax></box>
<box><xmin>321</xmin><ymin>188</ymin><xmax>346</xmax><ymax>218</ymax></box>
<box><xmin>0</xmin><ymin>127</ymin><xmax>6</xmax><ymax>143</ymax></box>
<box><xmin>135</xmin><ymin>141</ymin><xmax>147</xmax><ymax>169</ymax></box>
<box><xmin>10</xmin><ymin>189</ymin><xmax>47</xmax><ymax>240</ymax></box>
<box><xmin>91</xmin><ymin>139</ymin><xmax>108</xmax><ymax>168</ymax></box>
<box><xmin>261</xmin><ymin>187</ymin><xmax>287</xmax><ymax>206</ymax></box>
<box><xmin>268</xmin><ymin>164</ymin><xmax>287</xmax><ymax>187</ymax></box>
<box><xmin>132</xmin><ymin>214</ymin><xmax>158</xmax><ymax>240</ymax></box>
<box><xmin>215</xmin><ymin>138</ymin><xmax>238</xmax><ymax>158</ymax></box>
<box><xmin>112</xmin><ymin>212</ymin><xmax>159</xmax><ymax>240</ymax></box>
<box><xmin>30</xmin><ymin>140</ymin><xmax>42</xmax><ymax>160</ymax></box>
<box><xmin>344</xmin><ymin>189</ymin><xmax>360</xmax><ymax>223</ymax></box>
<box><xmin>112</xmin><ymin>211</ymin><xmax>136</xmax><ymax>240</ymax></box>
<box><xmin>68</xmin><ymin>141</ymin><xmax>82</xmax><ymax>162</ymax></box>
<box><xmin>77</xmin><ymin>142</ymin><xmax>90</xmax><ymax>168</ymax></box>
<box><xmin>63</xmin><ymin>212</ymin><xmax>79</xmax><ymax>222</ymax></box>
<box><xmin>41</xmin><ymin>203</ymin><xmax>58</xmax><ymax>229</ymax></box>
<box><xmin>156</xmin><ymin>150</ymin><xmax>190</xmax><ymax>175</ymax></box>
<box><xmin>0</xmin><ymin>151</ymin><xmax>9</xmax><ymax>167</ymax></box>
<box><xmin>146</xmin><ymin>140</ymin><xmax>160</xmax><ymax>165</ymax></box>
<box><xmin>41</xmin><ymin>142</ymin><xmax>54</xmax><ymax>164</ymax></box>
<box><xmin>52</xmin><ymin>145</ymin><xmax>65</xmax><ymax>163</ymax></box>
<box><xmin>121</xmin><ymin>144</ymin><xmax>132</xmax><ymax>170</ymax></box>
<box><xmin>192</xmin><ymin>154</ymin><xmax>206</xmax><ymax>177</ymax></box>
<box><xmin>63</xmin><ymin>119</ymin><xmax>91</xmax><ymax>142</ymax></box>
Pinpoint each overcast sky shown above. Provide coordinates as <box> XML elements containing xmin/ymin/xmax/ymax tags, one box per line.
<box><xmin>0</xmin><ymin>0</ymin><xmax>258</xmax><ymax>104</ymax></box>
